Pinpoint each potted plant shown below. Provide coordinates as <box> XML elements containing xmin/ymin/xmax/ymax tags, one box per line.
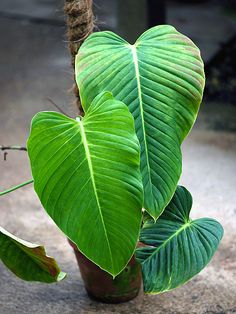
<box><xmin>0</xmin><ymin>25</ymin><xmax>223</xmax><ymax>303</ymax></box>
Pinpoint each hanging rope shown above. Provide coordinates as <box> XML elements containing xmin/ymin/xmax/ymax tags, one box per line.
<box><xmin>64</xmin><ymin>0</ymin><xmax>94</xmax><ymax>113</ymax></box>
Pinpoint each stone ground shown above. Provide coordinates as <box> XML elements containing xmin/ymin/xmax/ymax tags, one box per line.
<box><xmin>0</xmin><ymin>1</ymin><xmax>236</xmax><ymax>313</ymax></box>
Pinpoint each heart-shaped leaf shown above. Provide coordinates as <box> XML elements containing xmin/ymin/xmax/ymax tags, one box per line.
<box><xmin>27</xmin><ymin>92</ymin><xmax>143</xmax><ymax>277</ymax></box>
<box><xmin>75</xmin><ymin>25</ymin><xmax>205</xmax><ymax>219</ymax></box>
<box><xmin>136</xmin><ymin>186</ymin><xmax>223</xmax><ymax>294</ymax></box>
<box><xmin>0</xmin><ymin>227</ymin><xmax>66</xmax><ymax>283</ymax></box>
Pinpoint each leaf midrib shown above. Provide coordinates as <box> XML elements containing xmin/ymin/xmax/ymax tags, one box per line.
<box><xmin>129</xmin><ymin>44</ymin><xmax>153</xmax><ymax>209</ymax></box>
<box><xmin>77</xmin><ymin>119</ymin><xmax>114</xmax><ymax>272</ymax></box>
<box><xmin>141</xmin><ymin>219</ymin><xmax>191</xmax><ymax>264</ymax></box>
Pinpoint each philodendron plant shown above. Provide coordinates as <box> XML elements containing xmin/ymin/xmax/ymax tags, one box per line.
<box><xmin>0</xmin><ymin>25</ymin><xmax>223</xmax><ymax>294</ymax></box>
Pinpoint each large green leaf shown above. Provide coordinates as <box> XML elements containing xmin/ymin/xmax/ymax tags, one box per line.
<box><xmin>0</xmin><ymin>227</ymin><xmax>66</xmax><ymax>283</ymax></box>
<box><xmin>75</xmin><ymin>25</ymin><xmax>205</xmax><ymax>219</ymax></box>
<box><xmin>27</xmin><ymin>92</ymin><xmax>143</xmax><ymax>277</ymax></box>
<box><xmin>136</xmin><ymin>186</ymin><xmax>223</xmax><ymax>294</ymax></box>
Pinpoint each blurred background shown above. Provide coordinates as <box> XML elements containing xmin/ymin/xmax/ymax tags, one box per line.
<box><xmin>0</xmin><ymin>1</ymin><xmax>235</xmax><ymax>313</ymax></box>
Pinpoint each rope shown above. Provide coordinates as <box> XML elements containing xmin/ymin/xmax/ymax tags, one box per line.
<box><xmin>64</xmin><ymin>0</ymin><xmax>94</xmax><ymax>113</ymax></box>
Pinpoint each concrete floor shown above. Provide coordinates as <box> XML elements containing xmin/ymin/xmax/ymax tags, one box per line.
<box><xmin>0</xmin><ymin>1</ymin><xmax>236</xmax><ymax>313</ymax></box>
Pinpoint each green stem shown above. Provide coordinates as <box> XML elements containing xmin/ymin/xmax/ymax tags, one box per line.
<box><xmin>0</xmin><ymin>179</ymin><xmax>34</xmax><ymax>196</ymax></box>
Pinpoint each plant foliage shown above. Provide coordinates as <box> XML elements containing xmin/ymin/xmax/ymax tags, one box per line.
<box><xmin>27</xmin><ymin>92</ymin><xmax>143</xmax><ymax>277</ymax></box>
<box><xmin>0</xmin><ymin>25</ymin><xmax>223</xmax><ymax>296</ymax></box>
<box><xmin>136</xmin><ymin>186</ymin><xmax>223</xmax><ymax>293</ymax></box>
<box><xmin>75</xmin><ymin>25</ymin><xmax>205</xmax><ymax>219</ymax></box>
<box><xmin>0</xmin><ymin>227</ymin><xmax>65</xmax><ymax>283</ymax></box>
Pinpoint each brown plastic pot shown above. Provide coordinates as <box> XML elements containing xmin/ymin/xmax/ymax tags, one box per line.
<box><xmin>68</xmin><ymin>240</ymin><xmax>142</xmax><ymax>303</ymax></box>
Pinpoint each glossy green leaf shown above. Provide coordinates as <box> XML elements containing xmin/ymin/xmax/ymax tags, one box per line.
<box><xmin>75</xmin><ymin>25</ymin><xmax>205</xmax><ymax>219</ymax></box>
<box><xmin>27</xmin><ymin>92</ymin><xmax>143</xmax><ymax>277</ymax></box>
<box><xmin>0</xmin><ymin>227</ymin><xmax>66</xmax><ymax>283</ymax></box>
<box><xmin>136</xmin><ymin>186</ymin><xmax>223</xmax><ymax>294</ymax></box>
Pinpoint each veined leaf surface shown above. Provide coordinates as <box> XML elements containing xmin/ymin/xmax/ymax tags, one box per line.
<box><xmin>27</xmin><ymin>92</ymin><xmax>143</xmax><ymax>277</ymax></box>
<box><xmin>0</xmin><ymin>227</ymin><xmax>66</xmax><ymax>283</ymax></box>
<box><xmin>75</xmin><ymin>25</ymin><xmax>205</xmax><ymax>219</ymax></box>
<box><xmin>136</xmin><ymin>186</ymin><xmax>223</xmax><ymax>294</ymax></box>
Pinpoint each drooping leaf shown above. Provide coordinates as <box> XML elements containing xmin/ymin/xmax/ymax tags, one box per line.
<box><xmin>136</xmin><ymin>186</ymin><xmax>223</xmax><ymax>294</ymax></box>
<box><xmin>27</xmin><ymin>92</ymin><xmax>143</xmax><ymax>277</ymax></box>
<box><xmin>75</xmin><ymin>25</ymin><xmax>205</xmax><ymax>219</ymax></box>
<box><xmin>0</xmin><ymin>227</ymin><xmax>66</xmax><ymax>283</ymax></box>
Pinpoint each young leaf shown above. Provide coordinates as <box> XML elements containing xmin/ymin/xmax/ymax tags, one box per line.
<box><xmin>75</xmin><ymin>25</ymin><xmax>205</xmax><ymax>219</ymax></box>
<box><xmin>136</xmin><ymin>186</ymin><xmax>223</xmax><ymax>294</ymax></box>
<box><xmin>27</xmin><ymin>92</ymin><xmax>143</xmax><ymax>277</ymax></box>
<box><xmin>0</xmin><ymin>227</ymin><xmax>66</xmax><ymax>283</ymax></box>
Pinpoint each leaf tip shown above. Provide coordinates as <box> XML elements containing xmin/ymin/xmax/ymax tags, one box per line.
<box><xmin>57</xmin><ymin>271</ymin><xmax>67</xmax><ymax>282</ymax></box>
